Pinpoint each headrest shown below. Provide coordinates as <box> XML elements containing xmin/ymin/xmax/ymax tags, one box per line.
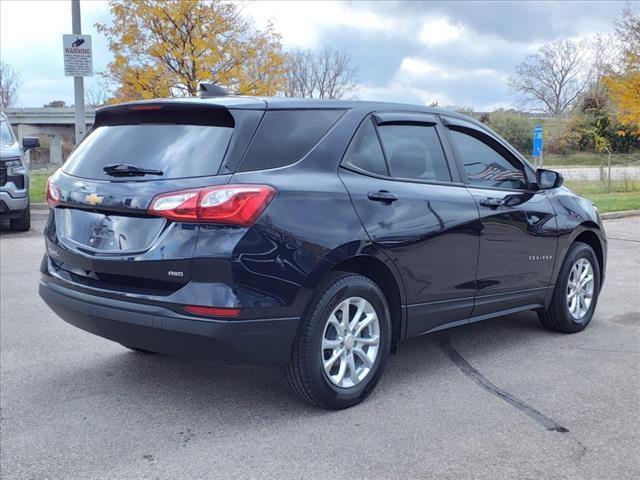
<box><xmin>390</xmin><ymin>144</ymin><xmax>425</xmax><ymax>179</ymax></box>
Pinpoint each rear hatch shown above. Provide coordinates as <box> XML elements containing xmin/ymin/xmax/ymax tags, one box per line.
<box><xmin>45</xmin><ymin>101</ymin><xmax>262</xmax><ymax>295</ymax></box>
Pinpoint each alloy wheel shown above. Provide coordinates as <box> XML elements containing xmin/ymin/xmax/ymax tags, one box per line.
<box><xmin>566</xmin><ymin>258</ymin><xmax>595</xmax><ymax>320</ymax></box>
<box><xmin>321</xmin><ymin>297</ymin><xmax>381</xmax><ymax>388</ymax></box>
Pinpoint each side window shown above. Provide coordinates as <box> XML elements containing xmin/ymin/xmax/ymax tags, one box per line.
<box><xmin>449</xmin><ymin>129</ymin><xmax>527</xmax><ymax>190</ymax></box>
<box><xmin>342</xmin><ymin>119</ymin><xmax>388</xmax><ymax>176</ymax></box>
<box><xmin>377</xmin><ymin>125</ymin><xmax>451</xmax><ymax>182</ymax></box>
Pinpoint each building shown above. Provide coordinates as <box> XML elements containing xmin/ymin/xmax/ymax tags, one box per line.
<box><xmin>3</xmin><ymin>107</ymin><xmax>95</xmax><ymax>169</ymax></box>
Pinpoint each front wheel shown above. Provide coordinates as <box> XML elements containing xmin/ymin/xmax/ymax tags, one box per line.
<box><xmin>538</xmin><ymin>241</ymin><xmax>601</xmax><ymax>333</ymax></box>
<box><xmin>285</xmin><ymin>272</ymin><xmax>391</xmax><ymax>409</ymax></box>
<box><xmin>9</xmin><ymin>203</ymin><xmax>30</xmax><ymax>232</ymax></box>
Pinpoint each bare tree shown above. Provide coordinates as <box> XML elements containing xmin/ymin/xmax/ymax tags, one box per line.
<box><xmin>284</xmin><ymin>46</ymin><xmax>358</xmax><ymax>99</ymax></box>
<box><xmin>615</xmin><ymin>3</ymin><xmax>640</xmax><ymax>67</ymax></box>
<box><xmin>85</xmin><ymin>76</ymin><xmax>114</xmax><ymax>108</ymax></box>
<box><xmin>590</xmin><ymin>33</ymin><xmax>618</xmax><ymax>93</ymax></box>
<box><xmin>507</xmin><ymin>39</ymin><xmax>588</xmax><ymax>114</ymax></box>
<box><xmin>616</xmin><ymin>3</ymin><xmax>640</xmax><ymax>50</ymax></box>
<box><xmin>0</xmin><ymin>62</ymin><xmax>22</xmax><ymax>108</ymax></box>
<box><xmin>284</xmin><ymin>50</ymin><xmax>315</xmax><ymax>98</ymax></box>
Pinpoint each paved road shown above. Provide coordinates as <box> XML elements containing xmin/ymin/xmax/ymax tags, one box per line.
<box><xmin>551</xmin><ymin>166</ymin><xmax>640</xmax><ymax>181</ymax></box>
<box><xmin>1</xmin><ymin>213</ymin><xmax>639</xmax><ymax>480</ymax></box>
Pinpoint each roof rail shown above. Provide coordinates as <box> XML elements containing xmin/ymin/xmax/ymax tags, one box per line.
<box><xmin>198</xmin><ymin>83</ymin><xmax>229</xmax><ymax>97</ymax></box>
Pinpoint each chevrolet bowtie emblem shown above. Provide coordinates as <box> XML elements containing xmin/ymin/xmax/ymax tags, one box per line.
<box><xmin>85</xmin><ymin>193</ymin><xmax>104</xmax><ymax>206</ymax></box>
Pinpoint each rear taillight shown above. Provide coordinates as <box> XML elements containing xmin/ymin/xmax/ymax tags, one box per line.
<box><xmin>148</xmin><ymin>185</ymin><xmax>276</xmax><ymax>226</ymax></box>
<box><xmin>46</xmin><ymin>178</ymin><xmax>61</xmax><ymax>207</ymax></box>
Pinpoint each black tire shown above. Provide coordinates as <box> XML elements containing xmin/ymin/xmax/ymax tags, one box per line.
<box><xmin>9</xmin><ymin>203</ymin><xmax>30</xmax><ymax>232</ymax></box>
<box><xmin>121</xmin><ymin>345</ymin><xmax>157</xmax><ymax>354</ymax></box>
<box><xmin>538</xmin><ymin>241</ymin><xmax>600</xmax><ymax>333</ymax></box>
<box><xmin>285</xmin><ymin>271</ymin><xmax>392</xmax><ymax>409</ymax></box>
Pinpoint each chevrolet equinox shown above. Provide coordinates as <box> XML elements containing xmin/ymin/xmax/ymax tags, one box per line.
<box><xmin>39</xmin><ymin>94</ymin><xmax>607</xmax><ymax>409</ymax></box>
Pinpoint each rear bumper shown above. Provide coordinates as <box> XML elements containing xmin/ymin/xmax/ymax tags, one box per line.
<box><xmin>39</xmin><ymin>278</ymin><xmax>300</xmax><ymax>365</ymax></box>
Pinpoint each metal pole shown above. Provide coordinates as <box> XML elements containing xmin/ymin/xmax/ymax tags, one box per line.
<box><xmin>607</xmin><ymin>149</ymin><xmax>612</xmax><ymax>194</ymax></box>
<box><xmin>72</xmin><ymin>0</ymin><xmax>86</xmax><ymax>143</ymax></box>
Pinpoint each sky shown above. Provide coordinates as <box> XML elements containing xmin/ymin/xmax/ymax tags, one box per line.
<box><xmin>0</xmin><ymin>0</ymin><xmax>628</xmax><ymax>110</ymax></box>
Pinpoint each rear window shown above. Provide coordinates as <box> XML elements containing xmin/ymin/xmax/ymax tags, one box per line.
<box><xmin>63</xmin><ymin>124</ymin><xmax>233</xmax><ymax>180</ymax></box>
<box><xmin>238</xmin><ymin>109</ymin><xmax>345</xmax><ymax>172</ymax></box>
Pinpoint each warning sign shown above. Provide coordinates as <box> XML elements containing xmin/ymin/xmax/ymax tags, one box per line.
<box><xmin>63</xmin><ymin>34</ymin><xmax>93</xmax><ymax>77</ymax></box>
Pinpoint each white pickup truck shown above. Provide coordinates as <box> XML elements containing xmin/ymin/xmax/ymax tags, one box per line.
<box><xmin>0</xmin><ymin>112</ymin><xmax>39</xmax><ymax>231</ymax></box>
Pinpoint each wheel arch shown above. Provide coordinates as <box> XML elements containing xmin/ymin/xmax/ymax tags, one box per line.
<box><xmin>573</xmin><ymin>229</ymin><xmax>605</xmax><ymax>283</ymax></box>
<box><xmin>553</xmin><ymin>224</ymin><xmax>606</xmax><ymax>291</ymax></box>
<box><xmin>330</xmin><ymin>255</ymin><xmax>405</xmax><ymax>351</ymax></box>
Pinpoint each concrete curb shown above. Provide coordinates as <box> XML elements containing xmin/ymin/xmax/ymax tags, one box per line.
<box><xmin>30</xmin><ymin>203</ymin><xmax>49</xmax><ymax>212</ymax></box>
<box><xmin>601</xmin><ymin>210</ymin><xmax>640</xmax><ymax>220</ymax></box>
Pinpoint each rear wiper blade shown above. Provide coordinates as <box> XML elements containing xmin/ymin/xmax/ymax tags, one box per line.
<box><xmin>103</xmin><ymin>163</ymin><xmax>163</xmax><ymax>176</ymax></box>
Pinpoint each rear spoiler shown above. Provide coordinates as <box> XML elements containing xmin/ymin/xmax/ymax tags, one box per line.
<box><xmin>94</xmin><ymin>102</ymin><xmax>235</xmax><ymax>128</ymax></box>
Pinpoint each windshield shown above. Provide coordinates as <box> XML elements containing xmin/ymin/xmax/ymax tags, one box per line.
<box><xmin>0</xmin><ymin>117</ymin><xmax>15</xmax><ymax>146</ymax></box>
<box><xmin>63</xmin><ymin>124</ymin><xmax>233</xmax><ymax>180</ymax></box>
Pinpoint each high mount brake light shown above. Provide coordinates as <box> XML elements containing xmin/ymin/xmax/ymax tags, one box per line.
<box><xmin>126</xmin><ymin>104</ymin><xmax>164</xmax><ymax>111</ymax></box>
<box><xmin>46</xmin><ymin>178</ymin><xmax>61</xmax><ymax>207</ymax></box>
<box><xmin>148</xmin><ymin>185</ymin><xmax>276</xmax><ymax>226</ymax></box>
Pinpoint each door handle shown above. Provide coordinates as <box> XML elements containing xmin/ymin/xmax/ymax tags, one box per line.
<box><xmin>367</xmin><ymin>190</ymin><xmax>398</xmax><ymax>204</ymax></box>
<box><xmin>479</xmin><ymin>197</ymin><xmax>504</xmax><ymax>209</ymax></box>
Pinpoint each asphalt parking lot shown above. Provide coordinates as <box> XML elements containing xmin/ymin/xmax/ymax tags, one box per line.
<box><xmin>1</xmin><ymin>212</ymin><xmax>638</xmax><ymax>480</ymax></box>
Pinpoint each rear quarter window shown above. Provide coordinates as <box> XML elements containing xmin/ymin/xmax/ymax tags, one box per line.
<box><xmin>342</xmin><ymin>118</ymin><xmax>388</xmax><ymax>176</ymax></box>
<box><xmin>238</xmin><ymin>109</ymin><xmax>345</xmax><ymax>172</ymax></box>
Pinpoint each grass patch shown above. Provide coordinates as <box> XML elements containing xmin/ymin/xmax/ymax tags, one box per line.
<box><xmin>543</xmin><ymin>152</ymin><xmax>640</xmax><ymax>167</ymax></box>
<box><xmin>578</xmin><ymin>192</ymin><xmax>640</xmax><ymax>213</ymax></box>
<box><xmin>565</xmin><ymin>178</ymin><xmax>640</xmax><ymax>213</ymax></box>
<box><xmin>29</xmin><ymin>171</ymin><xmax>51</xmax><ymax>203</ymax></box>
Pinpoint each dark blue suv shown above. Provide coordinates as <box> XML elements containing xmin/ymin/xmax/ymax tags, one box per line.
<box><xmin>39</xmin><ymin>96</ymin><xmax>606</xmax><ymax>409</ymax></box>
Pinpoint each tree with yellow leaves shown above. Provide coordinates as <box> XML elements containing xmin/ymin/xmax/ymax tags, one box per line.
<box><xmin>603</xmin><ymin>5</ymin><xmax>640</xmax><ymax>134</ymax></box>
<box><xmin>96</xmin><ymin>0</ymin><xmax>287</xmax><ymax>102</ymax></box>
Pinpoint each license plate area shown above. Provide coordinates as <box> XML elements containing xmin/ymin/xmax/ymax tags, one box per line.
<box><xmin>56</xmin><ymin>208</ymin><xmax>166</xmax><ymax>254</ymax></box>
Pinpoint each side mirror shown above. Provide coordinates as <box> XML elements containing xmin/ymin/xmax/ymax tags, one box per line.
<box><xmin>22</xmin><ymin>137</ymin><xmax>40</xmax><ymax>151</ymax></box>
<box><xmin>537</xmin><ymin>169</ymin><xmax>563</xmax><ymax>190</ymax></box>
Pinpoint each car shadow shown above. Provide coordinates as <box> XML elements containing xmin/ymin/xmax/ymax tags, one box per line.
<box><xmin>0</xmin><ymin>210</ymin><xmax>47</xmax><ymax>236</ymax></box>
<box><xmin>40</xmin><ymin>309</ymin><xmax>553</xmax><ymax>424</ymax></box>
<box><xmin>0</xmin><ymin>218</ymin><xmax>16</xmax><ymax>232</ymax></box>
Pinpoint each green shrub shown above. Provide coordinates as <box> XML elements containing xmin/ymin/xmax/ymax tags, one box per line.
<box><xmin>559</xmin><ymin>94</ymin><xmax>640</xmax><ymax>154</ymax></box>
<box><xmin>480</xmin><ymin>104</ymin><xmax>638</xmax><ymax>158</ymax></box>
<box><xmin>485</xmin><ymin>110</ymin><xmax>535</xmax><ymax>153</ymax></box>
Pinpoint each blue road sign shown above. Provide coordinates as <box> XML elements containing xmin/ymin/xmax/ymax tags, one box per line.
<box><xmin>533</xmin><ymin>125</ymin><xmax>543</xmax><ymax>158</ymax></box>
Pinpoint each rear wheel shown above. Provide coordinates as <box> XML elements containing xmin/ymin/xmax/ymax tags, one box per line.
<box><xmin>538</xmin><ymin>242</ymin><xmax>600</xmax><ymax>333</ymax></box>
<box><xmin>285</xmin><ymin>272</ymin><xmax>391</xmax><ymax>409</ymax></box>
<box><xmin>9</xmin><ymin>203</ymin><xmax>30</xmax><ymax>232</ymax></box>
